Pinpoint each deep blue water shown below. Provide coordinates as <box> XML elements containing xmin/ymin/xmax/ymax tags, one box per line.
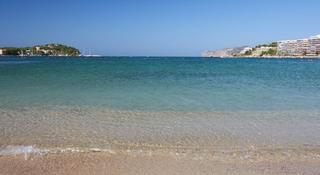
<box><xmin>1</xmin><ymin>56</ymin><xmax>320</xmax><ymax>111</ymax></box>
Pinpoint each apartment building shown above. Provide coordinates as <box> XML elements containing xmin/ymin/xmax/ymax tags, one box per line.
<box><xmin>278</xmin><ymin>35</ymin><xmax>320</xmax><ymax>56</ymax></box>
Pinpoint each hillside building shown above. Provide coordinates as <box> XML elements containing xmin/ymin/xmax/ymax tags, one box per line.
<box><xmin>278</xmin><ymin>35</ymin><xmax>320</xmax><ymax>56</ymax></box>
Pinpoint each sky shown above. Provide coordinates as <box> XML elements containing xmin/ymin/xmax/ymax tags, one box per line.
<box><xmin>0</xmin><ymin>0</ymin><xmax>320</xmax><ymax>56</ymax></box>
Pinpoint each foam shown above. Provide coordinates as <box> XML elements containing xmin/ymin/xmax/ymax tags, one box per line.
<box><xmin>0</xmin><ymin>145</ymin><xmax>48</xmax><ymax>156</ymax></box>
<box><xmin>0</xmin><ymin>145</ymin><xmax>118</xmax><ymax>156</ymax></box>
<box><xmin>1</xmin><ymin>144</ymin><xmax>320</xmax><ymax>162</ymax></box>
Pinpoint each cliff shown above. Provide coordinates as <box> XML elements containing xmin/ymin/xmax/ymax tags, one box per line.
<box><xmin>202</xmin><ymin>43</ymin><xmax>277</xmax><ymax>58</ymax></box>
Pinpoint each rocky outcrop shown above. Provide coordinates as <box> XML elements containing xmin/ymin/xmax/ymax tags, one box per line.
<box><xmin>202</xmin><ymin>46</ymin><xmax>251</xmax><ymax>57</ymax></box>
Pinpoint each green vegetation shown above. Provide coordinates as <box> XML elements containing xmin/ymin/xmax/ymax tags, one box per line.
<box><xmin>244</xmin><ymin>50</ymin><xmax>252</xmax><ymax>55</ymax></box>
<box><xmin>0</xmin><ymin>47</ymin><xmax>21</xmax><ymax>55</ymax></box>
<box><xmin>36</xmin><ymin>44</ymin><xmax>80</xmax><ymax>56</ymax></box>
<box><xmin>255</xmin><ymin>42</ymin><xmax>278</xmax><ymax>48</ymax></box>
<box><xmin>0</xmin><ymin>44</ymin><xmax>80</xmax><ymax>56</ymax></box>
<box><xmin>239</xmin><ymin>42</ymin><xmax>278</xmax><ymax>57</ymax></box>
<box><xmin>260</xmin><ymin>48</ymin><xmax>277</xmax><ymax>56</ymax></box>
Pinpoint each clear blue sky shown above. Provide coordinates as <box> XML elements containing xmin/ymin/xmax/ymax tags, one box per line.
<box><xmin>1</xmin><ymin>0</ymin><xmax>319</xmax><ymax>56</ymax></box>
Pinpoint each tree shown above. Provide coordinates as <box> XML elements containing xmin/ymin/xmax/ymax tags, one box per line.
<box><xmin>244</xmin><ymin>50</ymin><xmax>252</xmax><ymax>55</ymax></box>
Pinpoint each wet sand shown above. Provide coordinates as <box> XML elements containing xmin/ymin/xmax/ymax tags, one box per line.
<box><xmin>1</xmin><ymin>152</ymin><xmax>320</xmax><ymax>175</ymax></box>
<box><xmin>1</xmin><ymin>107</ymin><xmax>320</xmax><ymax>174</ymax></box>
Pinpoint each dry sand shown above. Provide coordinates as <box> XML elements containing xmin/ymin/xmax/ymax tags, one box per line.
<box><xmin>1</xmin><ymin>152</ymin><xmax>320</xmax><ymax>175</ymax></box>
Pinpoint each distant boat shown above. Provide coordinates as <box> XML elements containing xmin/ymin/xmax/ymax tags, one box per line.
<box><xmin>81</xmin><ymin>54</ymin><xmax>101</xmax><ymax>57</ymax></box>
<box><xmin>81</xmin><ymin>51</ymin><xmax>101</xmax><ymax>57</ymax></box>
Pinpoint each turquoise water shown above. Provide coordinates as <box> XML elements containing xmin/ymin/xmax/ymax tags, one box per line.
<box><xmin>0</xmin><ymin>56</ymin><xmax>320</xmax><ymax>153</ymax></box>
<box><xmin>1</xmin><ymin>57</ymin><xmax>320</xmax><ymax>111</ymax></box>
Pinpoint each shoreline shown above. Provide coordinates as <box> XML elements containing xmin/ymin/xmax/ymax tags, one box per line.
<box><xmin>1</xmin><ymin>144</ymin><xmax>320</xmax><ymax>162</ymax></box>
<box><xmin>1</xmin><ymin>151</ymin><xmax>320</xmax><ymax>175</ymax></box>
<box><xmin>203</xmin><ymin>56</ymin><xmax>320</xmax><ymax>59</ymax></box>
<box><xmin>1</xmin><ymin>55</ymin><xmax>320</xmax><ymax>59</ymax></box>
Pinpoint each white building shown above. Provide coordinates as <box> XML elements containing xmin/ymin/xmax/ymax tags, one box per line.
<box><xmin>0</xmin><ymin>49</ymin><xmax>4</xmax><ymax>55</ymax></box>
<box><xmin>278</xmin><ymin>34</ymin><xmax>320</xmax><ymax>56</ymax></box>
<box><xmin>240</xmin><ymin>47</ymin><xmax>253</xmax><ymax>54</ymax></box>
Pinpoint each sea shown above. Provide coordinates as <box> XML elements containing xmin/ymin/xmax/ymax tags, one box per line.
<box><xmin>0</xmin><ymin>56</ymin><xmax>320</xmax><ymax>158</ymax></box>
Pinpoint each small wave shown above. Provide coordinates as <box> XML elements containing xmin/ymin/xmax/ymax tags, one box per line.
<box><xmin>0</xmin><ymin>145</ymin><xmax>116</xmax><ymax>156</ymax></box>
<box><xmin>1</xmin><ymin>145</ymin><xmax>320</xmax><ymax>162</ymax></box>
<box><xmin>0</xmin><ymin>145</ymin><xmax>48</xmax><ymax>156</ymax></box>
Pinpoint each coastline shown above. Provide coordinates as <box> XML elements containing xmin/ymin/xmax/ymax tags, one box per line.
<box><xmin>1</xmin><ymin>151</ymin><xmax>320</xmax><ymax>175</ymax></box>
<box><xmin>1</xmin><ymin>55</ymin><xmax>320</xmax><ymax>59</ymax></box>
<box><xmin>203</xmin><ymin>56</ymin><xmax>320</xmax><ymax>59</ymax></box>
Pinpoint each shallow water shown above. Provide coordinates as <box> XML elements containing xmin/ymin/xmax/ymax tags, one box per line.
<box><xmin>0</xmin><ymin>56</ymin><xmax>320</xmax><ymax>156</ymax></box>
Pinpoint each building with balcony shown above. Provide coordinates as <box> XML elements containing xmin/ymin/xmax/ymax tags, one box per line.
<box><xmin>278</xmin><ymin>35</ymin><xmax>320</xmax><ymax>56</ymax></box>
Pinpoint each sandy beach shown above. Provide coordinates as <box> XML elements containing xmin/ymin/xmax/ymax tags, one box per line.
<box><xmin>1</xmin><ymin>152</ymin><xmax>320</xmax><ymax>175</ymax></box>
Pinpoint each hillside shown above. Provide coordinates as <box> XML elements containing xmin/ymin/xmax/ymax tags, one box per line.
<box><xmin>202</xmin><ymin>43</ymin><xmax>277</xmax><ymax>58</ymax></box>
<box><xmin>202</xmin><ymin>34</ymin><xmax>320</xmax><ymax>58</ymax></box>
<box><xmin>0</xmin><ymin>44</ymin><xmax>81</xmax><ymax>56</ymax></box>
